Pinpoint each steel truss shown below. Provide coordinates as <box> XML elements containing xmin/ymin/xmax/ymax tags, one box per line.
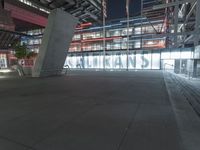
<box><xmin>141</xmin><ymin>0</ymin><xmax>200</xmax><ymax>48</ymax></box>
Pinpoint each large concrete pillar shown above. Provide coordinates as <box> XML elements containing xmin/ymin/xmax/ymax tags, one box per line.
<box><xmin>0</xmin><ymin>0</ymin><xmax>4</xmax><ymax>9</ymax></box>
<box><xmin>32</xmin><ymin>9</ymin><xmax>78</xmax><ymax>77</ymax></box>
<box><xmin>194</xmin><ymin>0</ymin><xmax>200</xmax><ymax>46</ymax></box>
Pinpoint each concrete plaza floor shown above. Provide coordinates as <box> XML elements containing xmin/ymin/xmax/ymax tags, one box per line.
<box><xmin>0</xmin><ymin>70</ymin><xmax>199</xmax><ymax>150</ymax></box>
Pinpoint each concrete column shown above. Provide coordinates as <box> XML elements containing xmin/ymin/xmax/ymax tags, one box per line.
<box><xmin>32</xmin><ymin>9</ymin><xmax>78</xmax><ymax>77</ymax></box>
<box><xmin>0</xmin><ymin>0</ymin><xmax>4</xmax><ymax>9</ymax></box>
<box><xmin>194</xmin><ymin>0</ymin><xmax>200</xmax><ymax>46</ymax></box>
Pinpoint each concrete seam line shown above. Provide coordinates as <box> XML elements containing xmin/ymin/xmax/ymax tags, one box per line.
<box><xmin>0</xmin><ymin>135</ymin><xmax>36</xmax><ymax>150</ymax></box>
<box><xmin>117</xmin><ymin>104</ymin><xmax>141</xmax><ymax>150</ymax></box>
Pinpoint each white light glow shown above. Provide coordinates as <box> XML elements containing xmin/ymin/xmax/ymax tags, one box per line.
<box><xmin>0</xmin><ymin>69</ymin><xmax>12</xmax><ymax>73</ymax></box>
<box><xmin>65</xmin><ymin>52</ymin><xmax>161</xmax><ymax>70</ymax></box>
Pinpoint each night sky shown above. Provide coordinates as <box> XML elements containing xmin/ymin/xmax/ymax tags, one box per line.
<box><xmin>107</xmin><ymin>0</ymin><xmax>141</xmax><ymax>20</ymax></box>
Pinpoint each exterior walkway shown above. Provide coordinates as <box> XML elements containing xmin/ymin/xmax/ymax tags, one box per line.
<box><xmin>0</xmin><ymin>70</ymin><xmax>199</xmax><ymax>150</ymax></box>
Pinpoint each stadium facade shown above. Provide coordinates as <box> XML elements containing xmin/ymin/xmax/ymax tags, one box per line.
<box><xmin>0</xmin><ymin>0</ymin><xmax>199</xmax><ymax>76</ymax></box>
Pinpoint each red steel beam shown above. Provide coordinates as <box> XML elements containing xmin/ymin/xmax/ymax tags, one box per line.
<box><xmin>4</xmin><ymin>3</ymin><xmax>47</xmax><ymax>27</ymax></box>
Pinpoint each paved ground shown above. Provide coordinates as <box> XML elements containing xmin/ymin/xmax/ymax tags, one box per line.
<box><xmin>0</xmin><ymin>70</ymin><xmax>195</xmax><ymax>150</ymax></box>
<box><xmin>164</xmin><ymin>72</ymin><xmax>200</xmax><ymax>150</ymax></box>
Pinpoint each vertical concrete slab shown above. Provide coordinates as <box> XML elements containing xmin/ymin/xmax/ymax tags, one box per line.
<box><xmin>32</xmin><ymin>9</ymin><xmax>77</xmax><ymax>77</ymax></box>
<box><xmin>194</xmin><ymin>0</ymin><xmax>200</xmax><ymax>46</ymax></box>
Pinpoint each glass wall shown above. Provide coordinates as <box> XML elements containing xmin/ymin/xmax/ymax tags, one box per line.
<box><xmin>161</xmin><ymin>48</ymin><xmax>193</xmax><ymax>60</ymax></box>
<box><xmin>160</xmin><ymin>48</ymin><xmax>194</xmax><ymax>72</ymax></box>
<box><xmin>69</xmin><ymin>38</ymin><xmax>166</xmax><ymax>52</ymax></box>
<box><xmin>69</xmin><ymin>22</ymin><xmax>166</xmax><ymax>52</ymax></box>
<box><xmin>0</xmin><ymin>54</ymin><xmax>7</xmax><ymax>68</ymax></box>
<box><xmin>83</xmin><ymin>32</ymin><xmax>103</xmax><ymax>40</ymax></box>
<box><xmin>24</xmin><ymin>19</ymin><xmax>166</xmax><ymax>53</ymax></box>
<box><xmin>65</xmin><ymin>48</ymin><xmax>194</xmax><ymax>70</ymax></box>
<box><xmin>134</xmin><ymin>24</ymin><xmax>164</xmax><ymax>35</ymax></box>
<box><xmin>21</xmin><ymin>29</ymin><xmax>44</xmax><ymax>53</ymax></box>
<box><xmin>65</xmin><ymin>50</ymin><xmax>161</xmax><ymax>70</ymax></box>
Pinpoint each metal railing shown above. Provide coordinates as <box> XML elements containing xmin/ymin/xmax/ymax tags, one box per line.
<box><xmin>63</xmin><ymin>65</ymin><xmax>70</xmax><ymax>75</ymax></box>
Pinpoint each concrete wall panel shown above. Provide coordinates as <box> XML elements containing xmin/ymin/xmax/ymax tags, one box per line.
<box><xmin>32</xmin><ymin>9</ymin><xmax>77</xmax><ymax>77</ymax></box>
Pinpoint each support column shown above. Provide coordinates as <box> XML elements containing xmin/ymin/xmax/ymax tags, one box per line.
<box><xmin>0</xmin><ymin>0</ymin><xmax>4</xmax><ymax>9</ymax></box>
<box><xmin>174</xmin><ymin>1</ymin><xmax>179</xmax><ymax>47</ymax></box>
<box><xmin>32</xmin><ymin>9</ymin><xmax>78</xmax><ymax>77</ymax></box>
<box><xmin>194</xmin><ymin>0</ymin><xmax>200</xmax><ymax>46</ymax></box>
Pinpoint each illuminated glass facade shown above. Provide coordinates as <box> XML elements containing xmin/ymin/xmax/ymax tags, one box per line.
<box><xmin>21</xmin><ymin>28</ymin><xmax>44</xmax><ymax>53</ymax></box>
<box><xmin>65</xmin><ymin>51</ymin><xmax>160</xmax><ymax>70</ymax></box>
<box><xmin>0</xmin><ymin>54</ymin><xmax>7</xmax><ymax>68</ymax></box>
<box><xmin>21</xmin><ymin>17</ymin><xmax>195</xmax><ymax>71</ymax></box>
<box><xmin>66</xmin><ymin>17</ymin><xmax>193</xmax><ymax>70</ymax></box>
<box><xmin>69</xmin><ymin>19</ymin><xmax>166</xmax><ymax>53</ymax></box>
<box><xmin>24</xmin><ymin>17</ymin><xmax>167</xmax><ymax>54</ymax></box>
<box><xmin>65</xmin><ymin>48</ymin><xmax>193</xmax><ymax>70</ymax></box>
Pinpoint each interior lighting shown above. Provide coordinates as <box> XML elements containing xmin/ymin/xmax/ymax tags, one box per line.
<box><xmin>0</xmin><ymin>69</ymin><xmax>12</xmax><ymax>73</ymax></box>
